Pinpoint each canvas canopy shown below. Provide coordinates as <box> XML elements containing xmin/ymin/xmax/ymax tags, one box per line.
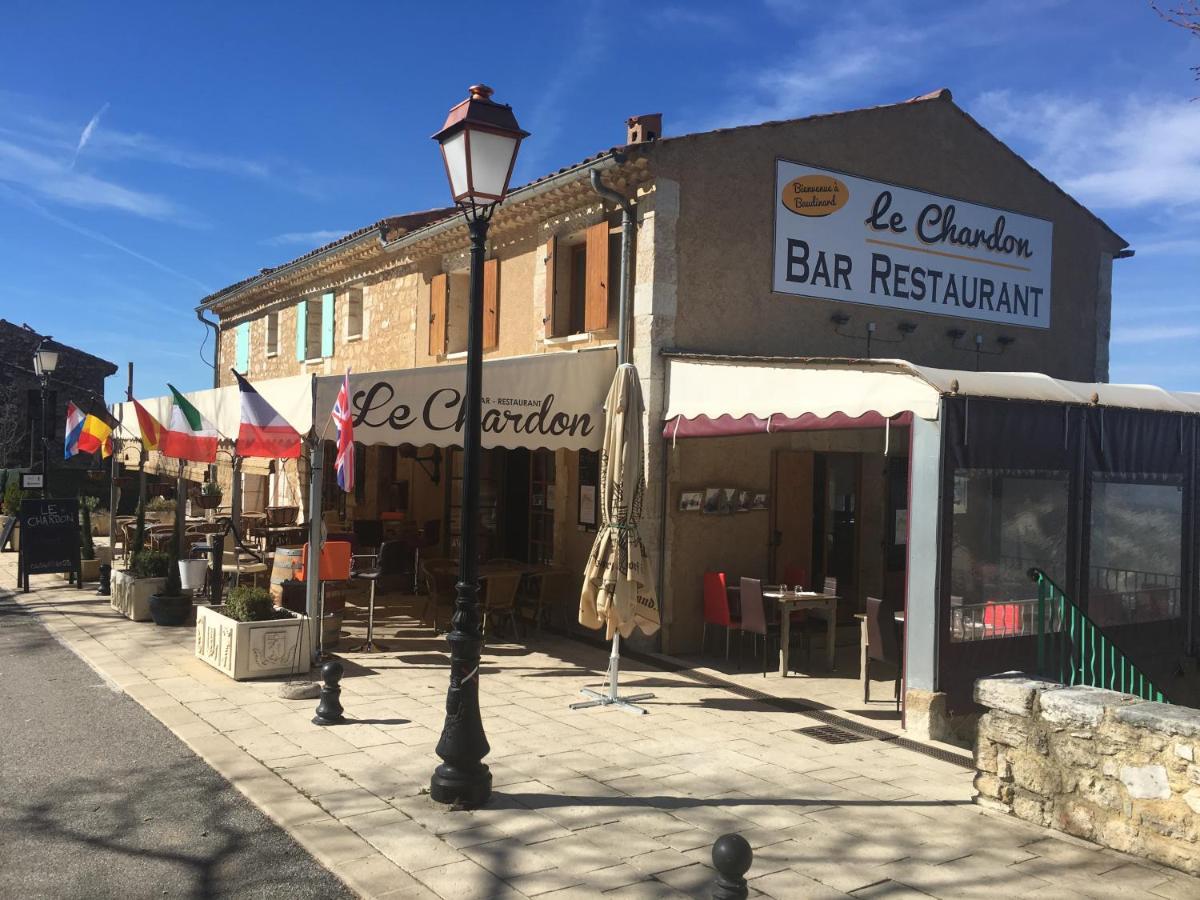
<box><xmin>313</xmin><ymin>348</ymin><xmax>616</xmax><ymax>451</ymax></box>
<box><xmin>663</xmin><ymin>355</ymin><xmax>1200</xmax><ymax>437</ymax></box>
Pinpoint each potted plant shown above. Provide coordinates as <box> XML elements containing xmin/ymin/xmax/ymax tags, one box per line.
<box><xmin>196</xmin><ymin>585</ymin><xmax>311</xmax><ymax>680</ymax></box>
<box><xmin>111</xmin><ymin>548</ymin><xmax>169</xmax><ymax>621</ymax></box>
<box><xmin>149</xmin><ymin>538</ymin><xmax>192</xmax><ymax>626</ymax></box>
<box><xmin>196</xmin><ymin>480</ymin><xmax>223</xmax><ymax>510</ymax></box>
<box><xmin>78</xmin><ymin>495</ymin><xmax>101</xmax><ymax>582</ymax></box>
<box><xmin>2</xmin><ymin>476</ymin><xmax>24</xmax><ymax>552</ymax></box>
<box><xmin>145</xmin><ymin>495</ymin><xmax>176</xmax><ymax>524</ymax></box>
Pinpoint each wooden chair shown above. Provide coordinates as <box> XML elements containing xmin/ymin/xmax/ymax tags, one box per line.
<box><xmin>864</xmin><ymin>595</ymin><xmax>902</xmax><ymax>711</ymax></box>
<box><xmin>421</xmin><ymin>558</ymin><xmax>458</xmax><ymax>633</ymax></box>
<box><xmin>483</xmin><ymin>570</ymin><xmax>522</xmax><ymax>640</ymax></box>
<box><xmin>702</xmin><ymin>571</ymin><xmax>740</xmax><ymax>658</ymax></box>
<box><xmin>525</xmin><ymin>568</ymin><xmax>574</xmax><ymax>633</ymax></box>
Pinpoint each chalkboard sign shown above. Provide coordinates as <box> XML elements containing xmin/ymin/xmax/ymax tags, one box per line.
<box><xmin>19</xmin><ymin>497</ymin><xmax>81</xmax><ymax>592</ymax></box>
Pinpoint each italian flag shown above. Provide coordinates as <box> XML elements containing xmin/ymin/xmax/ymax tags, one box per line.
<box><xmin>161</xmin><ymin>384</ymin><xmax>220</xmax><ymax>463</ymax></box>
<box><xmin>234</xmin><ymin>371</ymin><xmax>301</xmax><ymax>458</ymax></box>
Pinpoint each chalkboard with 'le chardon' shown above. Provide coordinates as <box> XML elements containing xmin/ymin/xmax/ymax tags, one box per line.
<box><xmin>19</xmin><ymin>497</ymin><xmax>82</xmax><ymax>592</ymax></box>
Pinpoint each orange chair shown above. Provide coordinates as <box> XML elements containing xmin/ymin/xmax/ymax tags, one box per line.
<box><xmin>299</xmin><ymin>541</ymin><xmax>352</xmax><ymax>656</ymax></box>
<box><xmin>702</xmin><ymin>572</ymin><xmax>740</xmax><ymax>659</ymax></box>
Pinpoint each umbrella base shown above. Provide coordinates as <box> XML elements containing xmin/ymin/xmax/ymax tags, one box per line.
<box><xmin>571</xmin><ymin>687</ymin><xmax>654</xmax><ymax>715</ymax></box>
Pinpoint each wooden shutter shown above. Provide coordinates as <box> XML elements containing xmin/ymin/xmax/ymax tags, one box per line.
<box><xmin>295</xmin><ymin>300</ymin><xmax>307</xmax><ymax>361</ymax></box>
<box><xmin>482</xmin><ymin>258</ymin><xmax>500</xmax><ymax>350</ymax></box>
<box><xmin>235</xmin><ymin>322</ymin><xmax>250</xmax><ymax>373</ymax></box>
<box><xmin>320</xmin><ymin>292</ymin><xmax>335</xmax><ymax>358</ymax></box>
<box><xmin>584</xmin><ymin>221</ymin><xmax>609</xmax><ymax>332</ymax></box>
<box><xmin>543</xmin><ymin>237</ymin><xmax>556</xmax><ymax>338</ymax></box>
<box><xmin>429</xmin><ymin>273</ymin><xmax>448</xmax><ymax>356</ymax></box>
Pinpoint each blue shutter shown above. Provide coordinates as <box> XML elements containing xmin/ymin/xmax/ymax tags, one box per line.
<box><xmin>235</xmin><ymin>323</ymin><xmax>250</xmax><ymax>373</ymax></box>
<box><xmin>321</xmin><ymin>291</ymin><xmax>335</xmax><ymax>358</ymax></box>
<box><xmin>295</xmin><ymin>300</ymin><xmax>307</xmax><ymax>361</ymax></box>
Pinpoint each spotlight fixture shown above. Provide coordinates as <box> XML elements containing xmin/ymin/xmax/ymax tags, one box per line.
<box><xmin>946</xmin><ymin>328</ymin><xmax>966</xmax><ymax>341</ymax></box>
<box><xmin>897</xmin><ymin>322</ymin><xmax>917</xmax><ymax>336</ymax></box>
<box><xmin>997</xmin><ymin>335</ymin><xmax>1016</xmax><ymax>347</ymax></box>
<box><xmin>831</xmin><ymin>312</ymin><xmax>851</xmax><ymax>326</ymax></box>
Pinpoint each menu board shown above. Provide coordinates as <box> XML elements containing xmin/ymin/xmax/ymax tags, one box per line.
<box><xmin>19</xmin><ymin>497</ymin><xmax>81</xmax><ymax>592</ymax></box>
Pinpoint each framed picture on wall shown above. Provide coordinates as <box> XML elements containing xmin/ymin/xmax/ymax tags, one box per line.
<box><xmin>719</xmin><ymin>488</ymin><xmax>737</xmax><ymax>514</ymax></box>
<box><xmin>679</xmin><ymin>490</ymin><xmax>703</xmax><ymax>512</ymax></box>
<box><xmin>751</xmin><ymin>492</ymin><xmax>768</xmax><ymax>510</ymax></box>
<box><xmin>579</xmin><ymin>484</ymin><xmax>597</xmax><ymax>526</ymax></box>
<box><xmin>701</xmin><ymin>488</ymin><xmax>722</xmax><ymax>514</ymax></box>
<box><xmin>737</xmin><ymin>490</ymin><xmax>753</xmax><ymax>513</ymax></box>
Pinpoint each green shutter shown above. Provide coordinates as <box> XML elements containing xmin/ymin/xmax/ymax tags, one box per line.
<box><xmin>235</xmin><ymin>322</ymin><xmax>250</xmax><ymax>373</ymax></box>
<box><xmin>295</xmin><ymin>300</ymin><xmax>307</xmax><ymax>361</ymax></box>
<box><xmin>321</xmin><ymin>292</ymin><xmax>335</xmax><ymax>358</ymax></box>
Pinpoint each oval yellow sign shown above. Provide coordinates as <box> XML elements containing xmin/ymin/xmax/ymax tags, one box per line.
<box><xmin>781</xmin><ymin>175</ymin><xmax>850</xmax><ymax>217</ymax></box>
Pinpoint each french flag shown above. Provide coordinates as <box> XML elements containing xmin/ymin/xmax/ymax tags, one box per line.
<box><xmin>233</xmin><ymin>371</ymin><xmax>301</xmax><ymax>458</ymax></box>
<box><xmin>64</xmin><ymin>402</ymin><xmax>85</xmax><ymax>459</ymax></box>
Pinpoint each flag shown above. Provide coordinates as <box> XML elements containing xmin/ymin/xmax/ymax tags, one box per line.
<box><xmin>132</xmin><ymin>398</ymin><xmax>165</xmax><ymax>452</ymax></box>
<box><xmin>77</xmin><ymin>414</ymin><xmax>113</xmax><ymax>459</ymax></box>
<box><xmin>233</xmin><ymin>371</ymin><xmax>301</xmax><ymax>459</ymax></box>
<box><xmin>161</xmin><ymin>384</ymin><xmax>219</xmax><ymax>463</ymax></box>
<box><xmin>64</xmin><ymin>402</ymin><xmax>85</xmax><ymax>459</ymax></box>
<box><xmin>332</xmin><ymin>370</ymin><xmax>354</xmax><ymax>493</ymax></box>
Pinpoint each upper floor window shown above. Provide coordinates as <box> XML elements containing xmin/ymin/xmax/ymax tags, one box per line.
<box><xmin>429</xmin><ymin>260</ymin><xmax>500</xmax><ymax>357</ymax></box>
<box><xmin>234</xmin><ymin>322</ymin><xmax>250</xmax><ymax>374</ymax></box>
<box><xmin>296</xmin><ymin>292</ymin><xmax>334</xmax><ymax>362</ymax></box>
<box><xmin>265</xmin><ymin>311</ymin><xmax>279</xmax><ymax>357</ymax></box>
<box><xmin>545</xmin><ymin>220</ymin><xmax>618</xmax><ymax>339</ymax></box>
<box><xmin>345</xmin><ymin>287</ymin><xmax>363</xmax><ymax>342</ymax></box>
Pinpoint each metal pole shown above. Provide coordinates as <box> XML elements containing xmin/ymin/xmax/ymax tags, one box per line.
<box><xmin>306</xmin><ymin>440</ymin><xmax>324</xmax><ymax>666</ymax></box>
<box><xmin>430</xmin><ymin>211</ymin><xmax>492</xmax><ymax>807</ymax></box>
<box><xmin>40</xmin><ymin>377</ymin><xmax>49</xmax><ymax>498</ymax></box>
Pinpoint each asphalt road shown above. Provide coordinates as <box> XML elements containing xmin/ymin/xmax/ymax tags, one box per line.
<box><xmin>0</xmin><ymin>593</ymin><xmax>354</xmax><ymax>900</ymax></box>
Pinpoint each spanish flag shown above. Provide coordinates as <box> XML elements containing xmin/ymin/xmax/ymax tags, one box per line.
<box><xmin>77</xmin><ymin>414</ymin><xmax>113</xmax><ymax>459</ymax></box>
<box><xmin>132</xmin><ymin>398</ymin><xmax>165</xmax><ymax>452</ymax></box>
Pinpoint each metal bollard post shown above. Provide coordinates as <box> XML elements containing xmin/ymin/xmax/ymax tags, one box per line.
<box><xmin>712</xmin><ymin>833</ymin><xmax>753</xmax><ymax>900</ymax></box>
<box><xmin>210</xmin><ymin>531</ymin><xmax>224</xmax><ymax>607</ymax></box>
<box><xmin>312</xmin><ymin>661</ymin><xmax>345</xmax><ymax>726</ymax></box>
<box><xmin>96</xmin><ymin>563</ymin><xmax>112</xmax><ymax>596</ymax></box>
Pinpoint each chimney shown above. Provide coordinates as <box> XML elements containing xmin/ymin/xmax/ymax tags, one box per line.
<box><xmin>626</xmin><ymin>113</ymin><xmax>662</xmax><ymax>145</ymax></box>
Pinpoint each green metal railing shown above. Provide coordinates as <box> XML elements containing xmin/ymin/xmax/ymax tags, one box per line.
<box><xmin>1028</xmin><ymin>568</ymin><xmax>1166</xmax><ymax>703</ymax></box>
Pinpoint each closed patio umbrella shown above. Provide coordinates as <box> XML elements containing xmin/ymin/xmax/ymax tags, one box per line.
<box><xmin>575</xmin><ymin>363</ymin><xmax>660</xmax><ymax>714</ymax></box>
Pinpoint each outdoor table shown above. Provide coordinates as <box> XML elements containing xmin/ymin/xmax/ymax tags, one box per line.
<box><xmin>763</xmin><ymin>588</ymin><xmax>838</xmax><ymax>676</ymax></box>
<box><xmin>854</xmin><ymin>610</ymin><xmax>906</xmax><ymax>701</ymax></box>
<box><xmin>251</xmin><ymin>524</ymin><xmax>308</xmax><ymax>551</ymax></box>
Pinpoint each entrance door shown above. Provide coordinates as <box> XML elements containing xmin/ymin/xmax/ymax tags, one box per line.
<box><xmin>770</xmin><ymin>450</ymin><xmax>814</xmax><ymax>584</ymax></box>
<box><xmin>817</xmin><ymin>453</ymin><xmax>861</xmax><ymax>607</ymax></box>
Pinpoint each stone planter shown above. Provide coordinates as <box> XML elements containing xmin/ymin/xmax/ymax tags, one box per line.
<box><xmin>79</xmin><ymin>558</ymin><xmax>102</xmax><ymax>583</ymax></box>
<box><xmin>110</xmin><ymin>570</ymin><xmax>166</xmax><ymax>622</ymax></box>
<box><xmin>195</xmin><ymin>605</ymin><xmax>311</xmax><ymax>681</ymax></box>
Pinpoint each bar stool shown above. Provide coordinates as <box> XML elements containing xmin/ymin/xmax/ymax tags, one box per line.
<box><xmin>352</xmin><ymin>540</ymin><xmax>406</xmax><ymax>652</ymax></box>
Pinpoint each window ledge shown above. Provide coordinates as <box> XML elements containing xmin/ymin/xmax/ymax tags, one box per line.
<box><xmin>542</xmin><ymin>332</ymin><xmax>593</xmax><ymax>346</ymax></box>
<box><xmin>445</xmin><ymin>350</ymin><xmax>469</xmax><ymax>360</ymax></box>
<box><xmin>345</xmin><ymin>333</ymin><xmax>362</xmax><ymax>343</ymax></box>
<box><xmin>266</xmin><ymin>351</ymin><xmax>278</xmax><ymax>359</ymax></box>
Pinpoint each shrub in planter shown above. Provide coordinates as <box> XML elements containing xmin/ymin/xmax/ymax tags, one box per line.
<box><xmin>112</xmin><ymin>548</ymin><xmax>170</xmax><ymax>622</ymax></box>
<box><xmin>78</xmin><ymin>496</ymin><xmax>101</xmax><ymax>582</ymax></box>
<box><xmin>3</xmin><ymin>477</ymin><xmax>24</xmax><ymax>517</ymax></box>
<box><xmin>149</xmin><ymin>541</ymin><xmax>191</xmax><ymax>627</ymax></box>
<box><xmin>196</xmin><ymin>585</ymin><xmax>310</xmax><ymax>680</ymax></box>
<box><xmin>146</xmin><ymin>496</ymin><xmax>176</xmax><ymax>524</ymax></box>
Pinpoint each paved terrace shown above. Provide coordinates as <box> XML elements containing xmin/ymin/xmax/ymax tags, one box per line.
<box><xmin>2</xmin><ymin>556</ymin><xmax>1198</xmax><ymax>899</ymax></box>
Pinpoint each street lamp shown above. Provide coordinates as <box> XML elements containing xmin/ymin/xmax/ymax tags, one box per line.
<box><xmin>33</xmin><ymin>337</ymin><xmax>59</xmax><ymax>497</ymax></box>
<box><xmin>429</xmin><ymin>84</ymin><xmax>527</xmax><ymax>807</ymax></box>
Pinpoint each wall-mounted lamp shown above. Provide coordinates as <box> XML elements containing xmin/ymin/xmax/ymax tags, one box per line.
<box><xmin>897</xmin><ymin>322</ymin><xmax>918</xmax><ymax>336</ymax></box>
<box><xmin>830</xmin><ymin>312</ymin><xmax>851</xmax><ymax>326</ymax></box>
<box><xmin>997</xmin><ymin>335</ymin><xmax>1016</xmax><ymax>348</ymax></box>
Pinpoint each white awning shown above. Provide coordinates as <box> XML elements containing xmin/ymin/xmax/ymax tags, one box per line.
<box><xmin>665</xmin><ymin>356</ymin><xmax>1200</xmax><ymax>431</ymax></box>
<box><xmin>314</xmin><ymin>348</ymin><xmax>616</xmax><ymax>451</ymax></box>
<box><xmin>112</xmin><ymin>374</ymin><xmax>315</xmax><ymax>444</ymax></box>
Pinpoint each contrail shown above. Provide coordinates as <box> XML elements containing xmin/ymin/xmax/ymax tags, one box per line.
<box><xmin>71</xmin><ymin>102</ymin><xmax>110</xmax><ymax>169</ymax></box>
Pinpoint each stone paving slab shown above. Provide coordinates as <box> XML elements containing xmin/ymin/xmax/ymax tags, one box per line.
<box><xmin>5</xmin><ymin>560</ymin><xmax>1200</xmax><ymax>899</ymax></box>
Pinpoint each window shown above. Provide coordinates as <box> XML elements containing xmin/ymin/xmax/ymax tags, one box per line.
<box><xmin>345</xmin><ymin>287</ymin><xmax>363</xmax><ymax>341</ymax></box>
<box><xmin>266</xmin><ymin>311</ymin><xmax>279</xmax><ymax>357</ymax></box>
<box><xmin>296</xmin><ymin>292</ymin><xmax>334</xmax><ymax>361</ymax></box>
<box><xmin>1088</xmin><ymin>478</ymin><xmax>1182</xmax><ymax>627</ymax></box>
<box><xmin>949</xmin><ymin>469</ymin><xmax>1070</xmax><ymax>642</ymax></box>
<box><xmin>446</xmin><ymin>272</ymin><xmax>470</xmax><ymax>354</ymax></box>
<box><xmin>545</xmin><ymin>221</ymin><xmax>620</xmax><ymax>338</ymax></box>
<box><xmin>234</xmin><ymin>322</ymin><xmax>250</xmax><ymax>373</ymax></box>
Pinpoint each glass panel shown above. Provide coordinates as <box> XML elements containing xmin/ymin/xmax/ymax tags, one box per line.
<box><xmin>466</xmin><ymin>129</ymin><xmax>517</xmax><ymax>199</ymax></box>
<box><xmin>949</xmin><ymin>469</ymin><xmax>1069</xmax><ymax>642</ymax></box>
<box><xmin>1088</xmin><ymin>478</ymin><xmax>1182</xmax><ymax>626</ymax></box>
<box><xmin>441</xmin><ymin>132</ymin><xmax>469</xmax><ymax>199</ymax></box>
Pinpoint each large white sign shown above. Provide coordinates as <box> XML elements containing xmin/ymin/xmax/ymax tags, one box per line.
<box><xmin>772</xmin><ymin>160</ymin><xmax>1054</xmax><ymax>328</ymax></box>
<box><xmin>314</xmin><ymin>348</ymin><xmax>616</xmax><ymax>451</ymax></box>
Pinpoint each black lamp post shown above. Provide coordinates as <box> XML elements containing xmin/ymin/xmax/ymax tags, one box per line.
<box><xmin>33</xmin><ymin>337</ymin><xmax>59</xmax><ymax>498</ymax></box>
<box><xmin>429</xmin><ymin>84</ymin><xmax>527</xmax><ymax>807</ymax></box>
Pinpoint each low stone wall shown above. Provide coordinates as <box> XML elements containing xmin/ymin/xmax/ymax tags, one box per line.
<box><xmin>974</xmin><ymin>673</ymin><xmax>1200</xmax><ymax>874</ymax></box>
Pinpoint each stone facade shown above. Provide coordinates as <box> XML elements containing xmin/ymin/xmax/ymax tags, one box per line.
<box><xmin>974</xmin><ymin>673</ymin><xmax>1200</xmax><ymax>874</ymax></box>
<box><xmin>0</xmin><ymin>319</ymin><xmax>118</xmax><ymax>469</ymax></box>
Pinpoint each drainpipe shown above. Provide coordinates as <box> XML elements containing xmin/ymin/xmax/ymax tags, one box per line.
<box><xmin>589</xmin><ymin>169</ymin><xmax>635</xmax><ymax>365</ymax></box>
<box><xmin>196</xmin><ymin>308</ymin><xmax>221</xmax><ymax>389</ymax></box>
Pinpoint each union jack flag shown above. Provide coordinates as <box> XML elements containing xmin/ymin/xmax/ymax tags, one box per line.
<box><xmin>332</xmin><ymin>370</ymin><xmax>354</xmax><ymax>493</ymax></box>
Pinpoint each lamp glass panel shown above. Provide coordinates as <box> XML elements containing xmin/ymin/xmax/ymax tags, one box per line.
<box><xmin>440</xmin><ymin>131</ymin><xmax>469</xmax><ymax>199</ymax></box>
<box><xmin>35</xmin><ymin>349</ymin><xmax>58</xmax><ymax>375</ymax></box>
<box><xmin>464</xmin><ymin>129</ymin><xmax>517</xmax><ymax>200</ymax></box>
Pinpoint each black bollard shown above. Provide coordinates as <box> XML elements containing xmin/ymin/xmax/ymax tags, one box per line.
<box><xmin>210</xmin><ymin>531</ymin><xmax>224</xmax><ymax>606</ymax></box>
<box><xmin>96</xmin><ymin>563</ymin><xmax>112</xmax><ymax>596</ymax></box>
<box><xmin>312</xmin><ymin>660</ymin><xmax>345</xmax><ymax>726</ymax></box>
<box><xmin>711</xmin><ymin>833</ymin><xmax>753</xmax><ymax>900</ymax></box>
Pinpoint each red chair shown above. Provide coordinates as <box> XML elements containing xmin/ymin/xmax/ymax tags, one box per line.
<box><xmin>983</xmin><ymin>601</ymin><xmax>1023</xmax><ymax>636</ymax></box>
<box><xmin>703</xmin><ymin>572</ymin><xmax>740</xmax><ymax>659</ymax></box>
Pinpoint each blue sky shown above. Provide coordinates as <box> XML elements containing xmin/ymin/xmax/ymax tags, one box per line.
<box><xmin>0</xmin><ymin>1</ymin><xmax>1196</xmax><ymax>403</ymax></box>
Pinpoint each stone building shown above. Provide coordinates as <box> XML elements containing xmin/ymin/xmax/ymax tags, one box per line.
<box><xmin>0</xmin><ymin>319</ymin><xmax>117</xmax><ymax>471</ymax></box>
<box><xmin>123</xmin><ymin>87</ymin><xmax>1200</xmax><ymax>738</ymax></box>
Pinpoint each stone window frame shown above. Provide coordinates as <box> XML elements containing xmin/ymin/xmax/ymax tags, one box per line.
<box><xmin>265</xmin><ymin>311</ymin><xmax>280</xmax><ymax>358</ymax></box>
<box><xmin>345</xmin><ymin>286</ymin><xmax>364</xmax><ymax>343</ymax></box>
